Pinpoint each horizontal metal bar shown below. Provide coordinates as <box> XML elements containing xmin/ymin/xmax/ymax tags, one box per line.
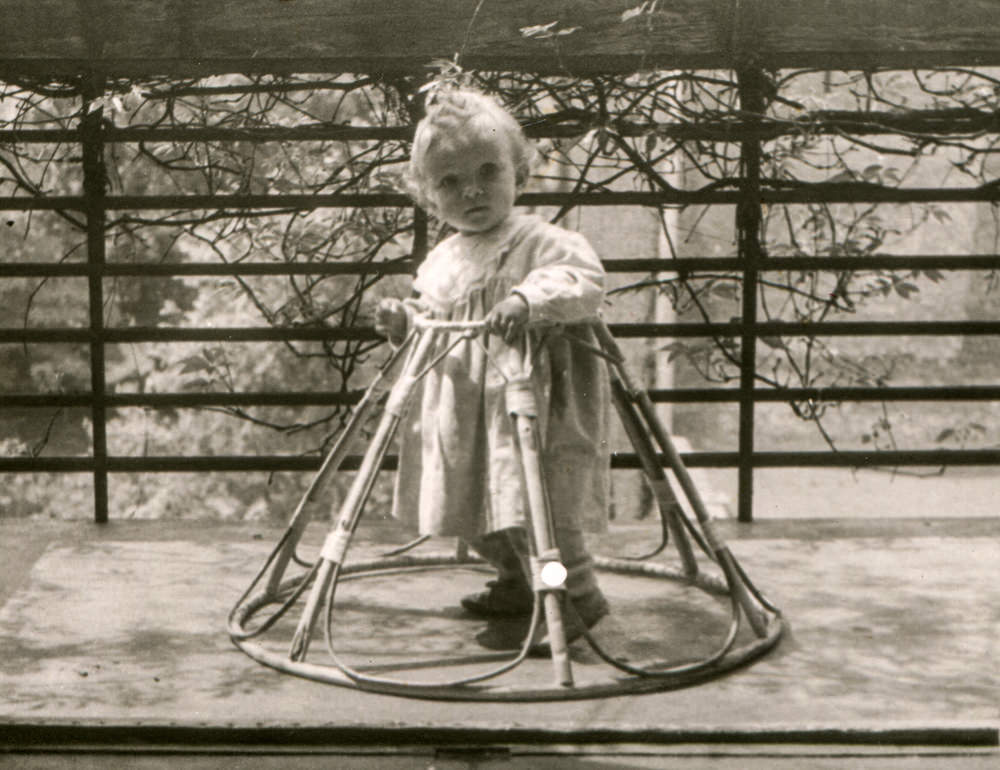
<box><xmin>0</xmin><ymin>125</ymin><xmax>413</xmax><ymax>144</ymax></box>
<box><xmin>604</xmin><ymin>255</ymin><xmax>1000</xmax><ymax>273</ymax></box>
<box><xmin>745</xmin><ymin>449</ymin><xmax>1000</xmax><ymax>468</ymax></box>
<box><xmin>646</xmin><ymin>385</ymin><xmax>1000</xmax><ymax>403</ymax></box>
<box><xmin>607</xmin><ymin>320</ymin><xmax>1000</xmax><ymax>338</ymax></box>
<box><xmin>615</xmin><ymin>448</ymin><xmax>1000</xmax><ymax>468</ymax></box>
<box><xmin>0</xmin><ymin>261</ymin><xmax>415</xmax><ymax>278</ymax></box>
<box><xmin>5</xmin><ymin>384</ymin><xmax>999</xmax><ymax>411</ymax></box>
<box><xmin>4</xmin><ymin>319</ymin><xmax>1000</xmax><ymax>345</ymax></box>
<box><xmin>2</xmin><ymin>108</ymin><xmax>998</xmax><ymax>145</ymax></box>
<box><xmin>0</xmin><ymin>327</ymin><xmax>379</xmax><ymax>343</ymax></box>
<box><xmin>3</xmin><ymin>184</ymin><xmax>1000</xmax><ymax>213</ymax></box>
<box><xmin>0</xmin><ymin>392</ymin><xmax>365</xmax><ymax>408</ymax></box>
<box><xmin>0</xmin><ymin>456</ymin><xmax>366</xmax><ymax>473</ymax></box>
<box><xmin>3</xmin><ymin>448</ymin><xmax>998</xmax><ymax>474</ymax></box>
<box><xmin>0</xmin><ymin>192</ymin><xmax>408</xmax><ymax>211</ymax></box>
<box><xmin>4</xmin><ymin>254</ymin><xmax>998</xmax><ymax>278</ymax></box>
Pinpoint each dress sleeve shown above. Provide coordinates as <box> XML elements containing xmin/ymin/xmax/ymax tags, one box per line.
<box><xmin>510</xmin><ymin>227</ymin><xmax>605</xmax><ymax>322</ymax></box>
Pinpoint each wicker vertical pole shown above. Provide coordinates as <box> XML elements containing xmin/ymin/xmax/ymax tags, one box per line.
<box><xmin>264</xmin><ymin>337</ymin><xmax>413</xmax><ymax>598</ymax></box>
<box><xmin>288</xmin><ymin>328</ymin><xmax>438</xmax><ymax>661</ymax></box>
<box><xmin>506</xmin><ymin>367</ymin><xmax>574</xmax><ymax>688</ymax></box>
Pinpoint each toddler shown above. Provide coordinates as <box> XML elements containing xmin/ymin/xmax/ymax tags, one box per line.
<box><xmin>375</xmin><ymin>88</ymin><xmax>611</xmax><ymax>650</ymax></box>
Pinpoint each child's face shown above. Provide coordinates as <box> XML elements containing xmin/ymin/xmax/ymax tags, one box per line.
<box><xmin>421</xmin><ymin>132</ymin><xmax>519</xmax><ymax>235</ymax></box>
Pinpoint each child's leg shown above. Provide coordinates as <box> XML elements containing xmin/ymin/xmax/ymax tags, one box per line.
<box><xmin>461</xmin><ymin>528</ymin><xmax>533</xmax><ymax>617</ymax></box>
<box><xmin>471</xmin><ymin>527</ymin><xmax>608</xmax><ymax>650</ymax></box>
<box><xmin>555</xmin><ymin>528</ymin><xmax>609</xmax><ymax>627</ymax></box>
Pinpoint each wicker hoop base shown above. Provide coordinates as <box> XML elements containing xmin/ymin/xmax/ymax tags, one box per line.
<box><xmin>230</xmin><ymin>552</ymin><xmax>783</xmax><ymax>702</ymax></box>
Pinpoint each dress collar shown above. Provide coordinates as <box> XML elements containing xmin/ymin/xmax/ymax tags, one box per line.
<box><xmin>453</xmin><ymin>212</ymin><xmax>537</xmax><ymax>252</ymax></box>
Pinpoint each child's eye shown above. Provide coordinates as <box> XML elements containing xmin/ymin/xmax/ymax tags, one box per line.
<box><xmin>479</xmin><ymin>163</ymin><xmax>498</xmax><ymax>179</ymax></box>
<box><xmin>439</xmin><ymin>176</ymin><xmax>457</xmax><ymax>190</ymax></box>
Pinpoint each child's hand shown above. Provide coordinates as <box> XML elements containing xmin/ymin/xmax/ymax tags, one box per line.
<box><xmin>485</xmin><ymin>294</ymin><xmax>529</xmax><ymax>343</ymax></box>
<box><xmin>375</xmin><ymin>299</ymin><xmax>408</xmax><ymax>345</ymax></box>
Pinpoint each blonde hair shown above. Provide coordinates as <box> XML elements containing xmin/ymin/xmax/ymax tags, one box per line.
<box><xmin>407</xmin><ymin>88</ymin><xmax>536</xmax><ymax>209</ymax></box>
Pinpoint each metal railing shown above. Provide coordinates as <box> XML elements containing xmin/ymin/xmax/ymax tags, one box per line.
<box><xmin>3</xmin><ymin>74</ymin><xmax>1000</xmax><ymax>523</ymax></box>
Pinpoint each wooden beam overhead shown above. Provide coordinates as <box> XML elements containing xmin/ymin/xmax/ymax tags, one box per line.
<box><xmin>2</xmin><ymin>0</ymin><xmax>1000</xmax><ymax>80</ymax></box>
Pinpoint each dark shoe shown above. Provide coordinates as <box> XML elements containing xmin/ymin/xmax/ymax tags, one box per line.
<box><xmin>460</xmin><ymin>579</ymin><xmax>534</xmax><ymax>618</ymax></box>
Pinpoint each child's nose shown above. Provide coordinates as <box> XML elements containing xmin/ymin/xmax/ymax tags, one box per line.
<box><xmin>462</xmin><ymin>182</ymin><xmax>483</xmax><ymax>199</ymax></box>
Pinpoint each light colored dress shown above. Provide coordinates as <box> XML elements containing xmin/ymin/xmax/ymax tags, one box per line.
<box><xmin>392</xmin><ymin>213</ymin><xmax>611</xmax><ymax>541</ymax></box>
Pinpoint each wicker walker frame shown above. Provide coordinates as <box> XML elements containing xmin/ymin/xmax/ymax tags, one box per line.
<box><xmin>228</xmin><ymin>317</ymin><xmax>784</xmax><ymax>701</ymax></box>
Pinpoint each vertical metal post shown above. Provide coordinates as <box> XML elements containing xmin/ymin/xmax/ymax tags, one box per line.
<box><xmin>80</xmin><ymin>75</ymin><xmax>109</xmax><ymax>524</ymax></box>
<box><xmin>412</xmin><ymin>207</ymin><xmax>429</xmax><ymax>264</ymax></box>
<box><xmin>735</xmin><ymin>68</ymin><xmax>765</xmax><ymax>523</ymax></box>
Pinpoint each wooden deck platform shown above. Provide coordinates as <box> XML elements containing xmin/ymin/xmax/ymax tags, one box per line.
<box><xmin>0</xmin><ymin>516</ymin><xmax>997</xmax><ymax>768</ymax></box>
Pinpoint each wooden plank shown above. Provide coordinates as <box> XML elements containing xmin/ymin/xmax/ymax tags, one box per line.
<box><xmin>1</xmin><ymin>0</ymin><xmax>1000</xmax><ymax>78</ymax></box>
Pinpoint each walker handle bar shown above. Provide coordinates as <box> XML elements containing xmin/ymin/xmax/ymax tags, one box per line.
<box><xmin>411</xmin><ymin>317</ymin><xmax>488</xmax><ymax>333</ymax></box>
<box><xmin>410</xmin><ymin>316</ymin><xmax>564</xmax><ymax>335</ymax></box>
